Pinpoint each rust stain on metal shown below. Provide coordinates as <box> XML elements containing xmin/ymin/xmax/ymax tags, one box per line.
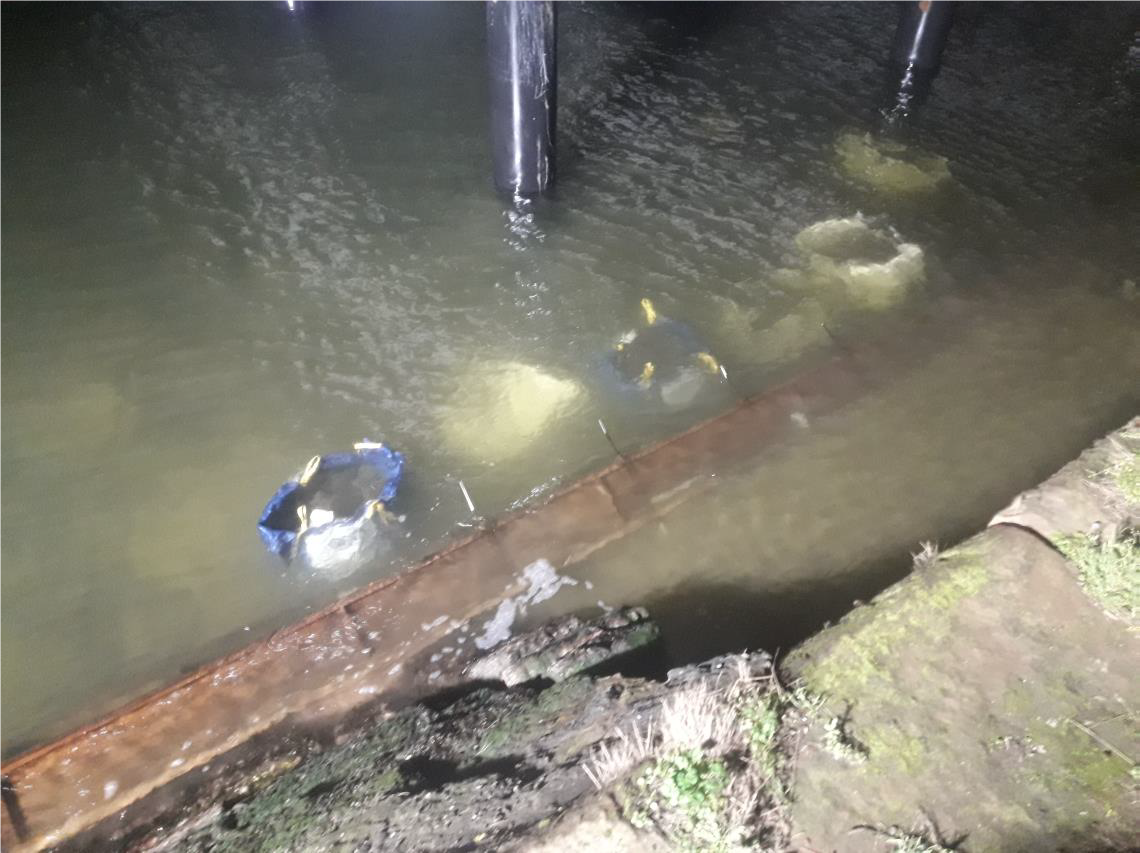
<box><xmin>2</xmin><ymin>348</ymin><xmax>871</xmax><ymax>851</ymax></box>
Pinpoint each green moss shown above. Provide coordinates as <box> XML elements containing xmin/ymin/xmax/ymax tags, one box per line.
<box><xmin>999</xmin><ymin>683</ymin><xmax>1036</xmax><ymax>718</ymax></box>
<box><xmin>1023</xmin><ymin>718</ymin><xmax>1133</xmax><ymax>805</ymax></box>
<box><xmin>800</xmin><ymin>545</ymin><xmax>991</xmax><ymax>701</ymax></box>
<box><xmin>478</xmin><ymin>677</ymin><xmax>595</xmax><ymax>756</ymax></box>
<box><xmin>861</xmin><ymin>727</ymin><xmax>928</xmax><ymax>776</ymax></box>
<box><xmin>177</xmin><ymin>712</ymin><xmax>420</xmax><ymax>851</ymax></box>
<box><xmin>367</xmin><ymin>765</ymin><xmax>404</xmax><ymax>795</ymax></box>
<box><xmin>787</xmin><ymin>544</ymin><xmax>995</xmax><ymax>785</ymax></box>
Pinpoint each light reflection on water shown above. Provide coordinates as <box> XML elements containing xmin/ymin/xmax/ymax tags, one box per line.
<box><xmin>1</xmin><ymin>2</ymin><xmax>1136</xmax><ymax>754</ymax></box>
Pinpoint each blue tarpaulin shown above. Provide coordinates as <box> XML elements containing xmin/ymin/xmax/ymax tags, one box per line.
<box><xmin>257</xmin><ymin>442</ymin><xmax>404</xmax><ymax>561</ymax></box>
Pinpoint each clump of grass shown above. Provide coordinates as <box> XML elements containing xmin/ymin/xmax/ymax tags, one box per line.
<box><xmin>1108</xmin><ymin>449</ymin><xmax>1140</xmax><ymax>504</ymax></box>
<box><xmin>586</xmin><ymin>653</ymin><xmax>799</xmax><ymax>850</ymax></box>
<box><xmin>581</xmin><ymin>719</ymin><xmax>655</xmax><ymax>790</ymax></box>
<box><xmin>1054</xmin><ymin>529</ymin><xmax>1139</xmax><ymax>620</ymax></box>
<box><xmin>852</xmin><ymin>819</ymin><xmax>961</xmax><ymax>852</ymax></box>
<box><xmin>627</xmin><ymin>669</ymin><xmax>770</xmax><ymax>851</ymax></box>
<box><xmin>738</xmin><ymin>693</ymin><xmax>781</xmax><ymax>781</ymax></box>
<box><xmin>911</xmin><ymin>541</ymin><xmax>941</xmax><ymax>571</ymax></box>
<box><xmin>661</xmin><ymin>679</ymin><xmax>744</xmax><ymax>753</ymax></box>
<box><xmin>738</xmin><ymin>684</ymin><xmax>822</xmax><ymax>798</ymax></box>
<box><xmin>821</xmin><ymin>716</ymin><xmax>868</xmax><ymax>765</ymax></box>
<box><xmin>887</xmin><ymin>834</ymin><xmax>954</xmax><ymax>853</ymax></box>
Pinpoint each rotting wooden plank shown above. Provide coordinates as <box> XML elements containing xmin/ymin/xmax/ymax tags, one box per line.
<box><xmin>1</xmin><ymin>348</ymin><xmax>876</xmax><ymax>852</ymax></box>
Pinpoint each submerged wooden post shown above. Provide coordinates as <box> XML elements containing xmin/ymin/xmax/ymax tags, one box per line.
<box><xmin>486</xmin><ymin>0</ymin><xmax>556</xmax><ymax>196</ymax></box>
<box><xmin>882</xmin><ymin>0</ymin><xmax>955</xmax><ymax>125</ymax></box>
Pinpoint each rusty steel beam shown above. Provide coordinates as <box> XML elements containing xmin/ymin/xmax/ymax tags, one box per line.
<box><xmin>1</xmin><ymin>345</ymin><xmax>878</xmax><ymax>851</ymax></box>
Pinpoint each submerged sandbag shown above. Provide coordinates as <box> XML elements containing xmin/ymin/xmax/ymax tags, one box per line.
<box><xmin>786</xmin><ymin>214</ymin><xmax>926</xmax><ymax>309</ymax></box>
<box><xmin>601</xmin><ymin>298</ymin><xmax>728</xmax><ymax>410</ymax></box>
<box><xmin>5</xmin><ymin>380</ymin><xmax>135</xmax><ymax>458</ymax></box>
<box><xmin>710</xmin><ymin>297</ymin><xmax>833</xmax><ymax>374</ymax></box>
<box><xmin>439</xmin><ymin>361</ymin><xmax>582</xmax><ymax>463</ymax></box>
<box><xmin>835</xmin><ymin>130</ymin><xmax>951</xmax><ymax>194</ymax></box>
<box><xmin>258</xmin><ymin>441</ymin><xmax>404</xmax><ymax>577</ymax></box>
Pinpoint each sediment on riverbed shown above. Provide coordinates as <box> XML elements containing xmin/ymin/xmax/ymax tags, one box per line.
<box><xmin>109</xmin><ymin>419</ymin><xmax>1139</xmax><ymax>853</ymax></box>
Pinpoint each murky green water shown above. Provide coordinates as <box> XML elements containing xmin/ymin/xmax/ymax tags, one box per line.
<box><xmin>2</xmin><ymin>2</ymin><xmax>1136</xmax><ymax>755</ymax></box>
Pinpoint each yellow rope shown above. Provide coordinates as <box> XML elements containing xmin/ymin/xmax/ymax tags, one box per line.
<box><xmin>298</xmin><ymin>455</ymin><xmax>321</xmax><ymax>486</ymax></box>
<box><xmin>367</xmin><ymin>500</ymin><xmax>397</xmax><ymax>524</ymax></box>
<box><xmin>695</xmin><ymin>351</ymin><xmax>721</xmax><ymax>374</ymax></box>
<box><xmin>640</xmin><ymin>297</ymin><xmax>658</xmax><ymax>326</ymax></box>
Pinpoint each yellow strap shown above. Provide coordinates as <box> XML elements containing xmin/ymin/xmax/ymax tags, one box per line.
<box><xmin>299</xmin><ymin>455</ymin><xmax>321</xmax><ymax>486</ymax></box>
<box><xmin>695</xmin><ymin>352</ymin><xmax>720</xmax><ymax>374</ymax></box>
<box><xmin>296</xmin><ymin>504</ymin><xmax>309</xmax><ymax>536</ymax></box>
<box><xmin>638</xmin><ymin>361</ymin><xmax>656</xmax><ymax>386</ymax></box>
<box><xmin>640</xmin><ymin>298</ymin><xmax>658</xmax><ymax>326</ymax></box>
<box><xmin>367</xmin><ymin>500</ymin><xmax>396</xmax><ymax>524</ymax></box>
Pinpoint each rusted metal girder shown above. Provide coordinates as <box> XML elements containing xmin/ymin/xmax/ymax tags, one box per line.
<box><xmin>1</xmin><ymin>345</ymin><xmax>874</xmax><ymax>851</ymax></box>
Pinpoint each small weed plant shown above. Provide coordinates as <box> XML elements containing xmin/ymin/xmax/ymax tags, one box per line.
<box><xmin>1111</xmin><ymin>452</ymin><xmax>1140</xmax><ymax>503</ymax></box>
<box><xmin>1104</xmin><ymin>433</ymin><xmax>1139</xmax><ymax>504</ymax></box>
<box><xmin>1055</xmin><ymin>529</ymin><xmax>1139</xmax><ymax>620</ymax></box>
<box><xmin>630</xmin><ymin>749</ymin><xmax>734</xmax><ymax>852</ymax></box>
<box><xmin>853</xmin><ymin>819</ymin><xmax>961</xmax><ymax>852</ymax></box>
<box><xmin>821</xmin><ymin>716</ymin><xmax>868</xmax><ymax>765</ymax></box>
<box><xmin>587</xmin><ymin>654</ymin><xmax>803</xmax><ymax>850</ymax></box>
<box><xmin>738</xmin><ymin>694</ymin><xmax>780</xmax><ymax>780</ymax></box>
<box><xmin>888</xmin><ymin>835</ymin><xmax>954</xmax><ymax>853</ymax></box>
<box><xmin>911</xmin><ymin>541</ymin><xmax>941</xmax><ymax>571</ymax></box>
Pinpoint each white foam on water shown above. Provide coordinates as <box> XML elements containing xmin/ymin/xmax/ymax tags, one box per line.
<box><xmin>473</xmin><ymin>559</ymin><xmax>578</xmax><ymax>649</ymax></box>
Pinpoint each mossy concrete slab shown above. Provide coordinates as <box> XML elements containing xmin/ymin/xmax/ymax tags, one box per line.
<box><xmin>992</xmin><ymin>417</ymin><xmax>1139</xmax><ymax>543</ymax></box>
<box><xmin>785</xmin><ymin>525</ymin><xmax>1138</xmax><ymax>852</ymax></box>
